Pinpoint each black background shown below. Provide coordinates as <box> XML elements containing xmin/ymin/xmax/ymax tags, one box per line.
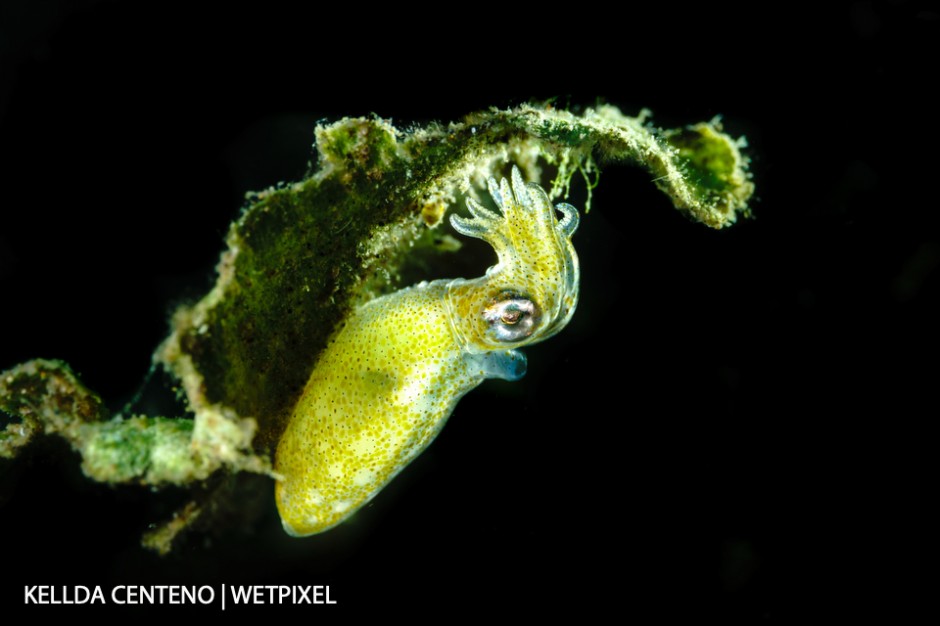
<box><xmin>0</xmin><ymin>1</ymin><xmax>935</xmax><ymax>621</ymax></box>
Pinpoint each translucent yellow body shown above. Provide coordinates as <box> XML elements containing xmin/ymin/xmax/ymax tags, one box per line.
<box><xmin>275</xmin><ymin>167</ymin><xmax>580</xmax><ymax>536</ymax></box>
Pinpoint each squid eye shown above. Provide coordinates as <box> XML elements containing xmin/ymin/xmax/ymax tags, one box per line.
<box><xmin>483</xmin><ymin>293</ymin><xmax>541</xmax><ymax>342</ymax></box>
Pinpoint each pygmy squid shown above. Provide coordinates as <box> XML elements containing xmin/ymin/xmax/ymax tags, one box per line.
<box><xmin>275</xmin><ymin>166</ymin><xmax>580</xmax><ymax>536</ymax></box>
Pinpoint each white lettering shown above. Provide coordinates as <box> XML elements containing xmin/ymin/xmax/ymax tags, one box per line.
<box><xmin>227</xmin><ymin>585</ymin><xmax>334</xmax><ymax>605</ymax></box>
<box><xmin>110</xmin><ymin>585</ymin><xmax>215</xmax><ymax>605</ymax></box>
<box><xmin>314</xmin><ymin>585</ymin><xmax>336</xmax><ymax>605</ymax></box>
<box><xmin>24</xmin><ymin>586</ymin><xmax>105</xmax><ymax>605</ymax></box>
<box><xmin>230</xmin><ymin>585</ymin><xmax>253</xmax><ymax>604</ymax></box>
<box><xmin>22</xmin><ymin>583</ymin><xmax>328</xmax><ymax>606</ymax></box>
<box><xmin>197</xmin><ymin>586</ymin><xmax>214</xmax><ymax>604</ymax></box>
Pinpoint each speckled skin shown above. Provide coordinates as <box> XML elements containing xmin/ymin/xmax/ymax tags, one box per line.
<box><xmin>275</xmin><ymin>167</ymin><xmax>580</xmax><ymax>536</ymax></box>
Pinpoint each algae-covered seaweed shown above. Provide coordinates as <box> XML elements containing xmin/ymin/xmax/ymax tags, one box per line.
<box><xmin>0</xmin><ymin>103</ymin><xmax>753</xmax><ymax>552</ymax></box>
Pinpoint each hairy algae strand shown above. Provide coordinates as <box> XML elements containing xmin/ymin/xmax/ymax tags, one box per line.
<box><xmin>1</xmin><ymin>104</ymin><xmax>753</xmax><ymax>551</ymax></box>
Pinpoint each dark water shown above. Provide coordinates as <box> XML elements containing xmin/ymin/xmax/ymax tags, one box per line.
<box><xmin>0</xmin><ymin>2</ymin><xmax>934</xmax><ymax>621</ymax></box>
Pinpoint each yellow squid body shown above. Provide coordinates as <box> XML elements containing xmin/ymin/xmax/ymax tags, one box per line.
<box><xmin>275</xmin><ymin>167</ymin><xmax>580</xmax><ymax>536</ymax></box>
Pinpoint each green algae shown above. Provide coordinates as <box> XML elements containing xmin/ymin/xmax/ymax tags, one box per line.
<box><xmin>0</xmin><ymin>103</ymin><xmax>754</xmax><ymax>551</ymax></box>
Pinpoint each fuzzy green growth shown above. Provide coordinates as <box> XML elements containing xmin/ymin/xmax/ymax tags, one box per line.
<box><xmin>0</xmin><ymin>359</ymin><xmax>108</xmax><ymax>458</ymax></box>
<box><xmin>80</xmin><ymin>417</ymin><xmax>196</xmax><ymax>484</ymax></box>
<box><xmin>663</xmin><ymin>121</ymin><xmax>754</xmax><ymax>225</ymax></box>
<box><xmin>0</xmin><ymin>360</ymin><xmax>265</xmax><ymax>488</ymax></box>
